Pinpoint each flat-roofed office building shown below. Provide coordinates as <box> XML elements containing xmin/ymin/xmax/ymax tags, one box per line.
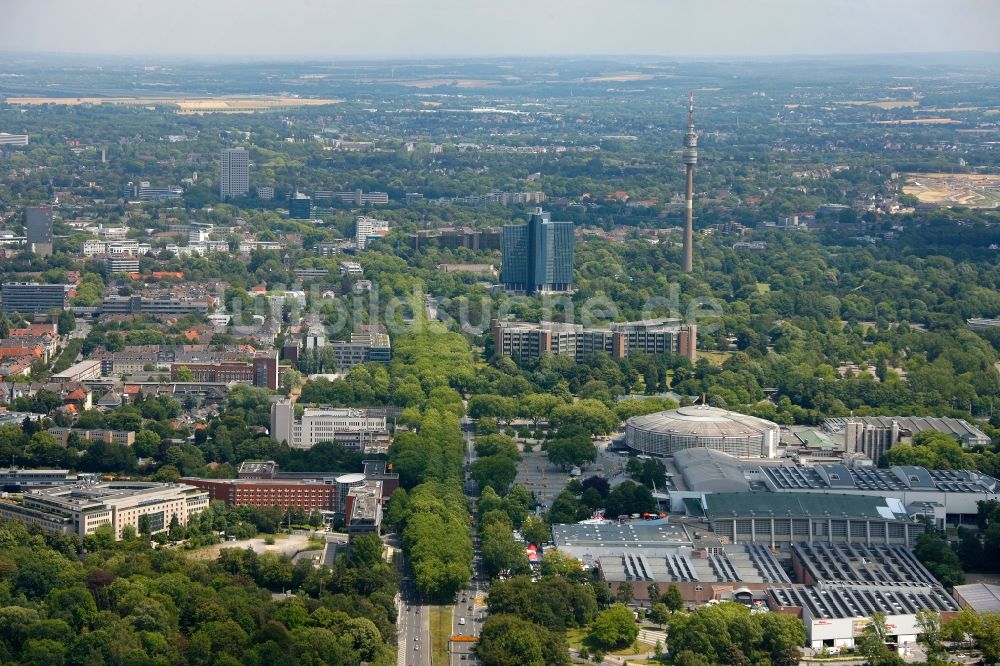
<box><xmin>0</xmin><ymin>481</ymin><xmax>209</xmax><ymax>540</ymax></box>
<box><xmin>1</xmin><ymin>282</ymin><xmax>69</xmax><ymax>315</ymax></box>
<box><xmin>271</xmin><ymin>399</ymin><xmax>389</xmax><ymax>453</ymax></box>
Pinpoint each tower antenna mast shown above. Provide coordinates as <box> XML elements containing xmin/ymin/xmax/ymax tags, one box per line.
<box><xmin>682</xmin><ymin>90</ymin><xmax>698</xmax><ymax>273</ymax></box>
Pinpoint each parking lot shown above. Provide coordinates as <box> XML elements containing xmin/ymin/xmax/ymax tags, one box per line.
<box><xmin>514</xmin><ymin>440</ymin><xmax>631</xmax><ymax>511</ymax></box>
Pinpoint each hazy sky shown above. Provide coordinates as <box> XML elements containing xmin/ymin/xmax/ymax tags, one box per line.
<box><xmin>3</xmin><ymin>0</ymin><xmax>998</xmax><ymax>58</ymax></box>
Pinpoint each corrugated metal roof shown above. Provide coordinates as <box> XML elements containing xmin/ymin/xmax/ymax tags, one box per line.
<box><xmin>702</xmin><ymin>492</ymin><xmax>911</xmax><ymax>521</ymax></box>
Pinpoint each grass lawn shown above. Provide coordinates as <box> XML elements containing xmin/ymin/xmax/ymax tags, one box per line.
<box><xmin>430</xmin><ymin>605</ymin><xmax>452</xmax><ymax>666</ymax></box>
<box><xmin>566</xmin><ymin>627</ymin><xmax>659</xmax><ymax>663</ymax></box>
<box><xmin>609</xmin><ymin>640</ymin><xmax>656</xmax><ymax>656</ymax></box>
<box><xmin>698</xmin><ymin>350</ymin><xmax>732</xmax><ymax>365</ymax></box>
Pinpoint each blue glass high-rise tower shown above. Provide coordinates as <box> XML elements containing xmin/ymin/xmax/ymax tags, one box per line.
<box><xmin>501</xmin><ymin>208</ymin><xmax>574</xmax><ymax>294</ymax></box>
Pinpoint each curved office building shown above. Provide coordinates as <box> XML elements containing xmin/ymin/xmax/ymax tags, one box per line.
<box><xmin>624</xmin><ymin>405</ymin><xmax>779</xmax><ymax>459</ymax></box>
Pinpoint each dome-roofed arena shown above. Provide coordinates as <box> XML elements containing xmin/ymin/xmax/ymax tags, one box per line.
<box><xmin>624</xmin><ymin>405</ymin><xmax>779</xmax><ymax>458</ymax></box>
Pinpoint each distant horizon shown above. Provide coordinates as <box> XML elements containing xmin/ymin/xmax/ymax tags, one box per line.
<box><xmin>1</xmin><ymin>50</ymin><xmax>999</xmax><ymax>65</ymax></box>
<box><xmin>3</xmin><ymin>0</ymin><xmax>998</xmax><ymax>59</ymax></box>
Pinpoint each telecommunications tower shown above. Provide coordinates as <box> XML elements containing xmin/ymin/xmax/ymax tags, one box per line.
<box><xmin>682</xmin><ymin>91</ymin><xmax>697</xmax><ymax>273</ymax></box>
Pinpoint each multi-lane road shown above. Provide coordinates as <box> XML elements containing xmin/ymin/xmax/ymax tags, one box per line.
<box><xmin>396</xmin><ymin>536</ymin><xmax>431</xmax><ymax>666</ymax></box>
<box><xmin>397</xmin><ymin>576</ymin><xmax>430</xmax><ymax>666</ymax></box>
<box><xmin>450</xmin><ymin>415</ymin><xmax>485</xmax><ymax>665</ymax></box>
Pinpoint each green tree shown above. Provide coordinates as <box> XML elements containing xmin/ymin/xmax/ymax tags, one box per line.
<box><xmin>856</xmin><ymin>612</ymin><xmax>901</xmax><ymax>666</ymax></box>
<box><xmin>914</xmin><ymin>532</ymin><xmax>965</xmax><ymax>589</ymax></box>
<box><xmin>477</xmin><ymin>614</ymin><xmax>569</xmax><ymax>666</ymax></box>
<box><xmin>133</xmin><ymin>429</ymin><xmax>161</xmax><ymax>458</ymax></box>
<box><xmin>57</xmin><ymin>309</ymin><xmax>75</xmax><ymax>335</ymax></box>
<box><xmin>520</xmin><ymin>515</ymin><xmax>550</xmax><ymax>546</ymax></box>
<box><xmin>589</xmin><ymin>604</ymin><xmax>638</xmax><ymax>650</ymax></box>
<box><xmin>549</xmin><ymin>399</ymin><xmax>619</xmax><ymax>435</ymax></box>
<box><xmin>471</xmin><ymin>455</ymin><xmax>518</xmax><ymax>494</ymax></box>
<box><xmin>546</xmin><ymin>431</ymin><xmax>597</xmax><ymax>469</ymax></box>
<box><xmin>475</xmin><ymin>434</ymin><xmax>520</xmax><ymax>460</ymax></box>
<box><xmin>664</xmin><ymin>583</ymin><xmax>684</xmax><ymax>613</ymax></box>
<box><xmin>350</xmin><ymin>532</ymin><xmax>384</xmax><ymax>567</ymax></box>
<box><xmin>481</xmin><ymin>522</ymin><xmax>531</xmax><ymax>578</ymax></box>
<box><xmin>916</xmin><ymin>608</ymin><xmax>946</xmax><ymax>664</ymax></box>
<box><xmin>649</xmin><ymin>603</ymin><xmax>670</xmax><ymax>627</ymax></box>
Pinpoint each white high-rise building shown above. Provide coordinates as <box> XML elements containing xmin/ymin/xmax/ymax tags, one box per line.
<box><xmin>220</xmin><ymin>148</ymin><xmax>249</xmax><ymax>199</ymax></box>
<box><xmin>355</xmin><ymin>216</ymin><xmax>390</xmax><ymax>250</ymax></box>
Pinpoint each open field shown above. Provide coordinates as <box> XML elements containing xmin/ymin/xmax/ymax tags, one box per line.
<box><xmin>4</xmin><ymin>96</ymin><xmax>341</xmax><ymax>113</ymax></box>
<box><xmin>837</xmin><ymin>100</ymin><xmax>920</xmax><ymax>109</ymax></box>
<box><xmin>874</xmin><ymin>117</ymin><xmax>957</xmax><ymax>125</ymax></box>
<box><xmin>699</xmin><ymin>350</ymin><xmax>733</xmax><ymax>365</ymax></box>
<box><xmin>903</xmin><ymin>172</ymin><xmax>1000</xmax><ymax>208</ymax></box>
<box><xmin>394</xmin><ymin>78</ymin><xmax>498</xmax><ymax>88</ymax></box>
<box><xmin>583</xmin><ymin>72</ymin><xmax>657</xmax><ymax>83</ymax></box>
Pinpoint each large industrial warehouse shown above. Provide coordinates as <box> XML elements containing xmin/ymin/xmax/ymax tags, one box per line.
<box><xmin>623</xmin><ymin>405</ymin><xmax>780</xmax><ymax>458</ymax></box>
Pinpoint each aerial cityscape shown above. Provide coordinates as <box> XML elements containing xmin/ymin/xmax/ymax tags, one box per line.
<box><xmin>1</xmin><ymin>2</ymin><xmax>1000</xmax><ymax>666</ymax></box>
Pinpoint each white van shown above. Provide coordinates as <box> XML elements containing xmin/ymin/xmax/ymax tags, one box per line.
<box><xmin>458</xmin><ymin>617</ymin><xmax>466</xmax><ymax>626</ymax></box>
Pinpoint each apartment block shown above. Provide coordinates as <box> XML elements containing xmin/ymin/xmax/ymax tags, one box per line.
<box><xmin>105</xmin><ymin>254</ymin><xmax>140</xmax><ymax>275</ymax></box>
<box><xmin>492</xmin><ymin>318</ymin><xmax>697</xmax><ymax>362</ymax></box>
<box><xmin>25</xmin><ymin>207</ymin><xmax>53</xmax><ymax>258</ymax></box>
<box><xmin>314</xmin><ymin>189</ymin><xmax>389</xmax><ymax>205</ymax></box>
<box><xmin>408</xmin><ymin>227</ymin><xmax>503</xmax><ymax>251</ymax></box>
<box><xmin>220</xmin><ymin>148</ymin><xmax>249</xmax><ymax>199</ymax></box>
<box><xmin>102</xmin><ymin>288</ymin><xmax>214</xmax><ymax>316</ymax></box>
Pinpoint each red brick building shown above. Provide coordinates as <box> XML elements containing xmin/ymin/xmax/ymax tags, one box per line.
<box><xmin>170</xmin><ymin>352</ymin><xmax>280</xmax><ymax>389</ymax></box>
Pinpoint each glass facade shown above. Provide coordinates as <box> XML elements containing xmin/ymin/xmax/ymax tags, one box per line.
<box><xmin>501</xmin><ymin>209</ymin><xmax>574</xmax><ymax>294</ymax></box>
